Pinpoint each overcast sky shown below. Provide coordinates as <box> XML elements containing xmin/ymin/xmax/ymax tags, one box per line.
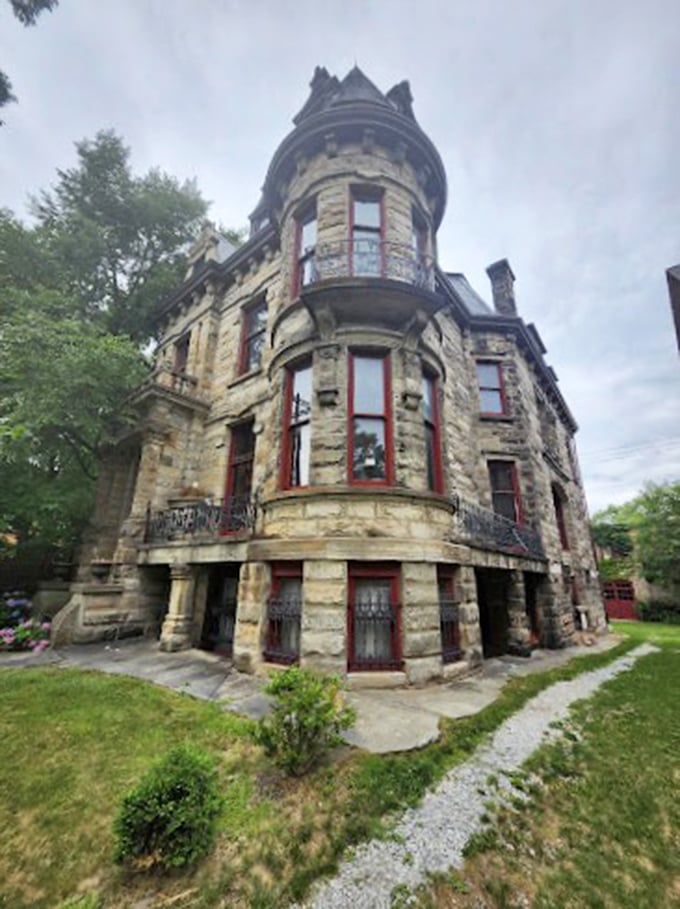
<box><xmin>1</xmin><ymin>0</ymin><xmax>678</xmax><ymax>513</ymax></box>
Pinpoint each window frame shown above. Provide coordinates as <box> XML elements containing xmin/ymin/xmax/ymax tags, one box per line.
<box><xmin>264</xmin><ymin>562</ymin><xmax>302</xmax><ymax>665</ymax></box>
<box><xmin>487</xmin><ymin>459</ymin><xmax>524</xmax><ymax>525</ymax></box>
<box><xmin>437</xmin><ymin>565</ymin><xmax>462</xmax><ymax>663</ymax></box>
<box><xmin>221</xmin><ymin>420</ymin><xmax>255</xmax><ymax>535</ymax></box>
<box><xmin>422</xmin><ymin>370</ymin><xmax>444</xmax><ymax>494</ymax></box>
<box><xmin>552</xmin><ymin>485</ymin><xmax>570</xmax><ymax>550</ymax></box>
<box><xmin>280</xmin><ymin>359</ymin><xmax>313</xmax><ymax>490</ymax></box>
<box><xmin>476</xmin><ymin>360</ymin><xmax>508</xmax><ymax>417</ymax></box>
<box><xmin>348</xmin><ymin>350</ymin><xmax>394</xmax><ymax>486</ymax></box>
<box><xmin>349</xmin><ymin>186</ymin><xmax>385</xmax><ymax>277</ymax></box>
<box><xmin>292</xmin><ymin>204</ymin><xmax>317</xmax><ymax>296</ymax></box>
<box><xmin>238</xmin><ymin>298</ymin><xmax>267</xmax><ymax>375</ymax></box>
<box><xmin>347</xmin><ymin>562</ymin><xmax>402</xmax><ymax>672</ymax></box>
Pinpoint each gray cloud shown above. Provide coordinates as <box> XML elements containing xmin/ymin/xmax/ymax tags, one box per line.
<box><xmin>1</xmin><ymin>0</ymin><xmax>678</xmax><ymax>513</ymax></box>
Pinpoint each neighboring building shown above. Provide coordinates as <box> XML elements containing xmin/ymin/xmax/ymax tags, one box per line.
<box><xmin>666</xmin><ymin>264</ymin><xmax>680</xmax><ymax>351</ymax></box>
<box><xmin>60</xmin><ymin>66</ymin><xmax>605</xmax><ymax>683</ymax></box>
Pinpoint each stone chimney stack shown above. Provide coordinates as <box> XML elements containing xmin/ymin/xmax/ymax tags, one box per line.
<box><xmin>486</xmin><ymin>258</ymin><xmax>517</xmax><ymax>316</ymax></box>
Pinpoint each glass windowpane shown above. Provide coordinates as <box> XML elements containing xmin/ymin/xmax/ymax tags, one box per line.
<box><xmin>476</xmin><ymin>362</ymin><xmax>501</xmax><ymax>389</ymax></box>
<box><xmin>289</xmin><ymin>423</ymin><xmax>310</xmax><ymax>486</ymax></box>
<box><xmin>353</xmin><ymin>417</ymin><xmax>386</xmax><ymax>480</ymax></box>
<box><xmin>246</xmin><ymin>333</ymin><xmax>264</xmax><ymax>371</ymax></box>
<box><xmin>353</xmin><ymin>199</ymin><xmax>381</xmax><ymax>228</ymax></box>
<box><xmin>300</xmin><ymin>217</ymin><xmax>317</xmax><ymax>251</ymax></box>
<box><xmin>480</xmin><ymin>390</ymin><xmax>503</xmax><ymax>413</ymax></box>
<box><xmin>353</xmin><ymin>357</ymin><xmax>384</xmax><ymax>412</ymax></box>
<box><xmin>422</xmin><ymin>375</ymin><xmax>434</xmax><ymax>421</ymax></box>
<box><xmin>248</xmin><ymin>303</ymin><xmax>267</xmax><ymax>334</ymax></box>
<box><xmin>291</xmin><ymin>365</ymin><xmax>312</xmax><ymax>421</ymax></box>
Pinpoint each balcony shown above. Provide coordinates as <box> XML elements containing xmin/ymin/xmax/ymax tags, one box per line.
<box><xmin>454</xmin><ymin>496</ymin><xmax>544</xmax><ymax>560</ymax></box>
<box><xmin>144</xmin><ymin>495</ymin><xmax>256</xmax><ymax>543</ymax></box>
<box><xmin>305</xmin><ymin>238</ymin><xmax>435</xmax><ymax>291</ymax></box>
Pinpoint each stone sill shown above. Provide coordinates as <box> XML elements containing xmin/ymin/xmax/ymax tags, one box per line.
<box><xmin>227</xmin><ymin>367</ymin><xmax>263</xmax><ymax>390</ymax></box>
<box><xmin>347</xmin><ymin>671</ymin><xmax>408</xmax><ymax>689</ymax></box>
<box><xmin>265</xmin><ymin>485</ymin><xmax>455</xmax><ymax>512</ymax></box>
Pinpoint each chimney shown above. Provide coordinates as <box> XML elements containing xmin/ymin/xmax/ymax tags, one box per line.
<box><xmin>486</xmin><ymin>259</ymin><xmax>517</xmax><ymax>316</ymax></box>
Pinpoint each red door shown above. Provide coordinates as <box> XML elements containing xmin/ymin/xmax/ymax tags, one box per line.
<box><xmin>602</xmin><ymin>580</ymin><xmax>637</xmax><ymax>620</ymax></box>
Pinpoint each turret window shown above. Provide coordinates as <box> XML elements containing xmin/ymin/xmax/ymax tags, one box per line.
<box><xmin>281</xmin><ymin>361</ymin><xmax>312</xmax><ymax>488</ymax></box>
<box><xmin>294</xmin><ymin>205</ymin><xmax>317</xmax><ymax>292</ymax></box>
<box><xmin>349</xmin><ymin>352</ymin><xmax>392</xmax><ymax>484</ymax></box>
<box><xmin>351</xmin><ymin>189</ymin><xmax>383</xmax><ymax>276</ymax></box>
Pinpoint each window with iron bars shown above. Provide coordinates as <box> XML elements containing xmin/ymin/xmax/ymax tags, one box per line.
<box><xmin>263</xmin><ymin>563</ymin><xmax>302</xmax><ymax>664</ymax></box>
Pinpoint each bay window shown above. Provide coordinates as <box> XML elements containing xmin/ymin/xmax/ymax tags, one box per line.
<box><xmin>294</xmin><ymin>205</ymin><xmax>317</xmax><ymax>293</ymax></box>
<box><xmin>281</xmin><ymin>361</ymin><xmax>312</xmax><ymax>488</ymax></box>
<box><xmin>349</xmin><ymin>352</ymin><xmax>393</xmax><ymax>484</ymax></box>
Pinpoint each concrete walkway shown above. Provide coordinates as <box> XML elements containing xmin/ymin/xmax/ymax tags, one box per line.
<box><xmin>0</xmin><ymin>635</ymin><xmax>621</xmax><ymax>753</ymax></box>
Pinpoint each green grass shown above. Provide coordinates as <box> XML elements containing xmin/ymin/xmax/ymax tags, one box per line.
<box><xmin>0</xmin><ymin>634</ymin><xmax>642</xmax><ymax>908</ymax></box>
<box><xmin>420</xmin><ymin>621</ymin><xmax>680</xmax><ymax>908</ymax></box>
<box><xmin>611</xmin><ymin>619</ymin><xmax>680</xmax><ymax>648</ymax></box>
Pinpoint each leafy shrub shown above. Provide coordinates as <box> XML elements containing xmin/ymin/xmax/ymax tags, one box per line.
<box><xmin>113</xmin><ymin>743</ymin><xmax>223</xmax><ymax>870</ymax></box>
<box><xmin>256</xmin><ymin>666</ymin><xmax>356</xmax><ymax>776</ymax></box>
<box><xmin>637</xmin><ymin>599</ymin><xmax>680</xmax><ymax>624</ymax></box>
<box><xmin>0</xmin><ymin>591</ymin><xmax>50</xmax><ymax>652</ymax></box>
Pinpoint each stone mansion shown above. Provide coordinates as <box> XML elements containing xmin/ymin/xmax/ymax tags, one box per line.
<box><xmin>60</xmin><ymin>66</ymin><xmax>606</xmax><ymax>684</ymax></box>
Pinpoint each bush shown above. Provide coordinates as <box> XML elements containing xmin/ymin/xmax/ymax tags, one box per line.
<box><xmin>113</xmin><ymin>743</ymin><xmax>223</xmax><ymax>870</ymax></box>
<box><xmin>256</xmin><ymin>666</ymin><xmax>356</xmax><ymax>776</ymax></box>
<box><xmin>0</xmin><ymin>591</ymin><xmax>50</xmax><ymax>652</ymax></box>
<box><xmin>637</xmin><ymin>599</ymin><xmax>680</xmax><ymax>624</ymax></box>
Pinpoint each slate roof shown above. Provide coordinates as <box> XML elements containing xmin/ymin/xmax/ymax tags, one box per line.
<box><xmin>443</xmin><ymin>272</ymin><xmax>494</xmax><ymax>316</ymax></box>
<box><xmin>293</xmin><ymin>65</ymin><xmax>416</xmax><ymax>126</ymax></box>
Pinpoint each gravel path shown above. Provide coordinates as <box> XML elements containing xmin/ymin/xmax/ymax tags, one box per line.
<box><xmin>304</xmin><ymin>643</ymin><xmax>657</xmax><ymax>909</ymax></box>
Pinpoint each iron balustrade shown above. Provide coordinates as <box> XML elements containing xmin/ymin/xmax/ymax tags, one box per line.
<box><xmin>453</xmin><ymin>495</ymin><xmax>544</xmax><ymax>559</ymax></box>
<box><xmin>349</xmin><ymin>596</ymin><xmax>401</xmax><ymax>671</ymax></box>
<box><xmin>439</xmin><ymin>598</ymin><xmax>462</xmax><ymax>663</ymax></box>
<box><xmin>263</xmin><ymin>596</ymin><xmax>301</xmax><ymax>664</ymax></box>
<box><xmin>304</xmin><ymin>239</ymin><xmax>435</xmax><ymax>291</ymax></box>
<box><xmin>145</xmin><ymin>495</ymin><xmax>256</xmax><ymax>542</ymax></box>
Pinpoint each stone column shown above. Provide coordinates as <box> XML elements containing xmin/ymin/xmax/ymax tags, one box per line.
<box><xmin>401</xmin><ymin>562</ymin><xmax>441</xmax><ymax>684</ymax></box>
<box><xmin>160</xmin><ymin>564</ymin><xmax>196</xmax><ymax>651</ymax></box>
<box><xmin>458</xmin><ymin>565</ymin><xmax>482</xmax><ymax>663</ymax></box>
<box><xmin>301</xmin><ymin>560</ymin><xmax>347</xmax><ymax>675</ymax></box>
<box><xmin>232</xmin><ymin>562</ymin><xmax>270</xmax><ymax>674</ymax></box>
<box><xmin>506</xmin><ymin>569</ymin><xmax>532</xmax><ymax>657</ymax></box>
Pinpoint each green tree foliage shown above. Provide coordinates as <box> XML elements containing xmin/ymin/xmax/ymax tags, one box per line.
<box><xmin>0</xmin><ymin>132</ymin><xmax>210</xmax><ymax>555</ymax></box>
<box><xmin>592</xmin><ymin>481</ymin><xmax>680</xmax><ymax>592</ymax></box>
<box><xmin>1</xmin><ymin>0</ymin><xmax>58</xmax><ymax>122</ymax></box>
<box><xmin>32</xmin><ymin>131</ymin><xmax>208</xmax><ymax>343</ymax></box>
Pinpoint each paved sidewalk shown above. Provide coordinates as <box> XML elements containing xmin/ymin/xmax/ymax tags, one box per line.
<box><xmin>1</xmin><ymin>634</ymin><xmax>621</xmax><ymax>753</ymax></box>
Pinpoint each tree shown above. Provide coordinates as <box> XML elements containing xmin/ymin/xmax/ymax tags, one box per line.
<box><xmin>0</xmin><ymin>132</ymin><xmax>211</xmax><ymax>559</ymax></box>
<box><xmin>1</xmin><ymin>0</ymin><xmax>58</xmax><ymax>123</ymax></box>
<box><xmin>32</xmin><ymin>131</ymin><xmax>208</xmax><ymax>343</ymax></box>
<box><xmin>592</xmin><ymin>481</ymin><xmax>680</xmax><ymax>593</ymax></box>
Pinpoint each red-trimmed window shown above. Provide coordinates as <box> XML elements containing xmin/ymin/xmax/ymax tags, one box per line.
<box><xmin>476</xmin><ymin>361</ymin><xmax>507</xmax><ymax>416</ymax></box>
<box><xmin>264</xmin><ymin>562</ymin><xmax>302</xmax><ymax>664</ymax></box>
<box><xmin>225</xmin><ymin>421</ymin><xmax>254</xmax><ymax>504</ymax></box>
<box><xmin>438</xmin><ymin>566</ymin><xmax>461</xmax><ymax>663</ymax></box>
<box><xmin>281</xmin><ymin>361</ymin><xmax>312</xmax><ymax>488</ymax></box>
<box><xmin>294</xmin><ymin>206</ymin><xmax>317</xmax><ymax>294</ymax></box>
<box><xmin>348</xmin><ymin>562</ymin><xmax>401</xmax><ymax>671</ymax></box>
<box><xmin>239</xmin><ymin>299</ymin><xmax>267</xmax><ymax>374</ymax></box>
<box><xmin>351</xmin><ymin>188</ymin><xmax>383</xmax><ymax>276</ymax></box>
<box><xmin>423</xmin><ymin>372</ymin><xmax>444</xmax><ymax>493</ymax></box>
<box><xmin>349</xmin><ymin>352</ymin><xmax>393</xmax><ymax>484</ymax></box>
<box><xmin>552</xmin><ymin>485</ymin><xmax>570</xmax><ymax>549</ymax></box>
<box><xmin>174</xmin><ymin>334</ymin><xmax>190</xmax><ymax>374</ymax></box>
<box><xmin>488</xmin><ymin>460</ymin><xmax>522</xmax><ymax>524</ymax></box>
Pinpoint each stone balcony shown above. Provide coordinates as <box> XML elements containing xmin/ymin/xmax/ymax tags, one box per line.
<box><xmin>306</xmin><ymin>238</ymin><xmax>435</xmax><ymax>291</ymax></box>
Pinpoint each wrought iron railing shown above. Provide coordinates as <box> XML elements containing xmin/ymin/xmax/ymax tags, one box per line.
<box><xmin>145</xmin><ymin>495</ymin><xmax>256</xmax><ymax>542</ymax></box>
<box><xmin>304</xmin><ymin>239</ymin><xmax>435</xmax><ymax>291</ymax></box>
<box><xmin>263</xmin><ymin>596</ymin><xmax>301</xmax><ymax>664</ymax></box>
<box><xmin>349</xmin><ymin>597</ymin><xmax>401</xmax><ymax>671</ymax></box>
<box><xmin>439</xmin><ymin>598</ymin><xmax>462</xmax><ymax>663</ymax></box>
<box><xmin>453</xmin><ymin>496</ymin><xmax>544</xmax><ymax>559</ymax></box>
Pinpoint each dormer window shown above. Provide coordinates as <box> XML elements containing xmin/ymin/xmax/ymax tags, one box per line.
<box><xmin>294</xmin><ymin>205</ymin><xmax>317</xmax><ymax>293</ymax></box>
<box><xmin>351</xmin><ymin>188</ymin><xmax>383</xmax><ymax>276</ymax></box>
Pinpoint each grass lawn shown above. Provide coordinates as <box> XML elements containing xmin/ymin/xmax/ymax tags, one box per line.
<box><xmin>0</xmin><ymin>636</ymin><xmax>640</xmax><ymax>909</ymax></box>
<box><xmin>417</xmin><ymin>621</ymin><xmax>680</xmax><ymax>908</ymax></box>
